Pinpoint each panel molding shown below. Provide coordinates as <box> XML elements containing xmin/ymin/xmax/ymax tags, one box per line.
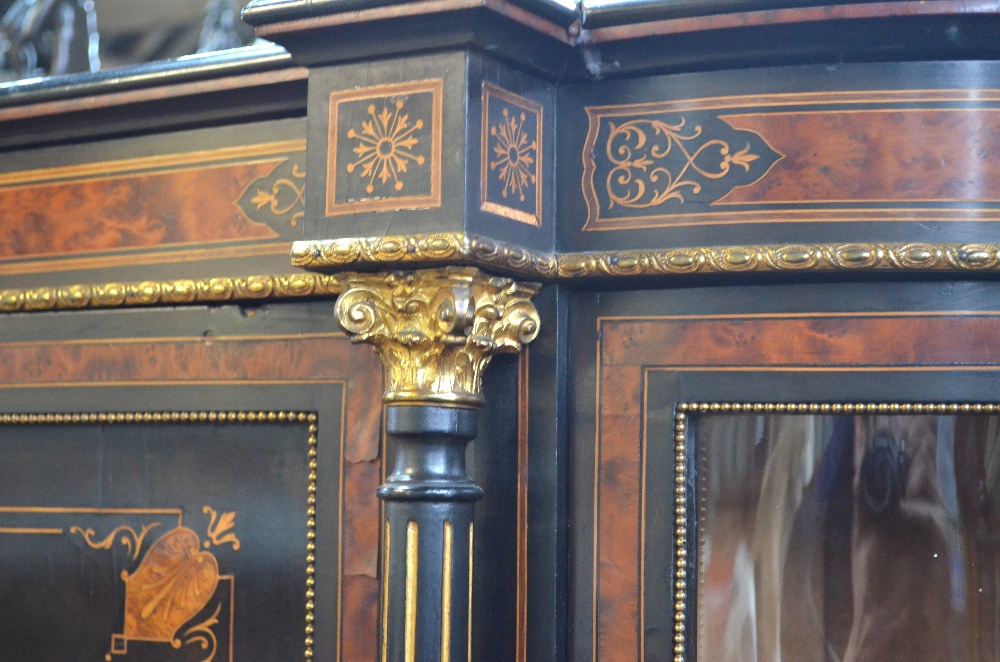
<box><xmin>0</xmin><ymin>409</ymin><xmax>317</xmax><ymax>662</ymax></box>
<box><xmin>10</xmin><ymin>239</ymin><xmax>1000</xmax><ymax>315</ymax></box>
<box><xmin>593</xmin><ymin>312</ymin><xmax>1000</xmax><ymax>662</ymax></box>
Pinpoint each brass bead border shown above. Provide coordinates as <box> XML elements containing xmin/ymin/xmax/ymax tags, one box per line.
<box><xmin>0</xmin><ymin>273</ymin><xmax>343</xmax><ymax>313</ymax></box>
<box><xmin>672</xmin><ymin>409</ymin><xmax>688</xmax><ymax>662</ymax></box>
<box><xmin>306</xmin><ymin>414</ymin><xmax>318</xmax><ymax>661</ymax></box>
<box><xmin>291</xmin><ymin>235</ymin><xmax>1000</xmax><ymax>281</ymax></box>
<box><xmin>675</xmin><ymin>401</ymin><xmax>997</xmax><ymax>416</ymax></box>
<box><xmin>0</xmin><ymin>409</ymin><xmax>320</xmax><ymax>662</ymax></box>
<box><xmin>671</xmin><ymin>400</ymin><xmax>999</xmax><ymax>662</ymax></box>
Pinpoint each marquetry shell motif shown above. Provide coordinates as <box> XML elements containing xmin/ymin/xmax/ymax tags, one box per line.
<box><xmin>122</xmin><ymin>526</ymin><xmax>220</xmax><ymax>642</ymax></box>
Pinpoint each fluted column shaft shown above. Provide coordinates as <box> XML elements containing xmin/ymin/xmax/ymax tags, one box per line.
<box><xmin>380</xmin><ymin>405</ymin><xmax>480</xmax><ymax>662</ymax></box>
<box><xmin>333</xmin><ymin>266</ymin><xmax>539</xmax><ymax>662</ymax></box>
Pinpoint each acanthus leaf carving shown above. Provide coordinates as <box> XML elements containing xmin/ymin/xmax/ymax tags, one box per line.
<box><xmin>334</xmin><ymin>267</ymin><xmax>540</xmax><ymax>406</ymax></box>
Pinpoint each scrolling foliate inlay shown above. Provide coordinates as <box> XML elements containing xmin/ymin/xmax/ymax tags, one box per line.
<box><xmin>71</xmin><ymin>523</ymin><xmax>161</xmax><ymax>561</ymax></box>
<box><xmin>0</xmin><ymin>410</ymin><xmax>316</xmax><ymax>660</ymax></box>
<box><xmin>583</xmin><ymin>106</ymin><xmax>781</xmax><ymax>228</ymax></box>
<box><xmin>237</xmin><ymin>156</ymin><xmax>306</xmax><ymax>234</ymax></box>
<box><xmin>335</xmin><ymin>267</ymin><xmax>540</xmax><ymax>406</ymax></box>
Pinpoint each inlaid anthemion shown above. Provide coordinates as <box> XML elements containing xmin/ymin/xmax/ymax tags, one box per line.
<box><xmin>237</xmin><ymin>158</ymin><xmax>307</xmax><ymax>232</ymax></box>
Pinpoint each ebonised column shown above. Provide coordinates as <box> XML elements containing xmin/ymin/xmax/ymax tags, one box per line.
<box><xmin>334</xmin><ymin>267</ymin><xmax>539</xmax><ymax>662</ymax></box>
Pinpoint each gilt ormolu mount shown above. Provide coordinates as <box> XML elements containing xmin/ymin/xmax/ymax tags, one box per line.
<box><xmin>335</xmin><ymin>267</ymin><xmax>539</xmax><ymax>662</ymax></box>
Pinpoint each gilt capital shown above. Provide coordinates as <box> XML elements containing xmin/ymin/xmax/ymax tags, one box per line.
<box><xmin>334</xmin><ymin>267</ymin><xmax>540</xmax><ymax>407</ymax></box>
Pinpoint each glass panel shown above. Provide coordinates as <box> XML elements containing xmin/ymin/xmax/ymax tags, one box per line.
<box><xmin>697</xmin><ymin>413</ymin><xmax>1000</xmax><ymax>662</ymax></box>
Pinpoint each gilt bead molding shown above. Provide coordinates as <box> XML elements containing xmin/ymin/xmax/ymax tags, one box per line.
<box><xmin>291</xmin><ymin>233</ymin><xmax>558</xmax><ymax>279</ymax></box>
<box><xmin>0</xmin><ymin>273</ymin><xmax>343</xmax><ymax>313</ymax></box>
<box><xmin>5</xmin><ymin>239</ymin><xmax>1000</xmax><ymax>315</ymax></box>
<box><xmin>292</xmin><ymin>235</ymin><xmax>1000</xmax><ymax>280</ymax></box>
<box><xmin>334</xmin><ymin>266</ymin><xmax>540</xmax><ymax>407</ymax></box>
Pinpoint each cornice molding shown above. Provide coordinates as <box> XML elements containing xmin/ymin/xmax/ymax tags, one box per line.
<box><xmin>293</xmin><ymin>235</ymin><xmax>1000</xmax><ymax>280</ymax></box>
<box><xmin>0</xmin><ymin>273</ymin><xmax>342</xmax><ymax>313</ymax></box>
<box><xmin>243</xmin><ymin>0</ymin><xmax>579</xmax><ymax>34</ymax></box>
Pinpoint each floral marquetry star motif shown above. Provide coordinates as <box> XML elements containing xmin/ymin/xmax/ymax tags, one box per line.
<box><xmin>480</xmin><ymin>83</ymin><xmax>543</xmax><ymax>226</ymax></box>
<box><xmin>490</xmin><ymin>108</ymin><xmax>538</xmax><ymax>203</ymax></box>
<box><xmin>327</xmin><ymin>80</ymin><xmax>441</xmax><ymax>216</ymax></box>
<box><xmin>347</xmin><ymin>100</ymin><xmax>425</xmax><ymax>193</ymax></box>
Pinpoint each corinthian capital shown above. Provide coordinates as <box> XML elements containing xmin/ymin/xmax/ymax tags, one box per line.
<box><xmin>334</xmin><ymin>267</ymin><xmax>540</xmax><ymax>407</ymax></box>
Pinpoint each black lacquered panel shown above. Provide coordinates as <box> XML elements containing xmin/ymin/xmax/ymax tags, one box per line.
<box><xmin>0</xmin><ymin>415</ymin><xmax>312</xmax><ymax>662</ymax></box>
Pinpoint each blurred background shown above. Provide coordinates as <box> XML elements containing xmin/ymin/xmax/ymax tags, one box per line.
<box><xmin>0</xmin><ymin>0</ymin><xmax>258</xmax><ymax>82</ymax></box>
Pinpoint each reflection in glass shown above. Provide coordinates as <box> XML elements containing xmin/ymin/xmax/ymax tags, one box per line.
<box><xmin>697</xmin><ymin>414</ymin><xmax>1000</xmax><ymax>662</ymax></box>
<box><xmin>0</xmin><ymin>0</ymin><xmax>99</xmax><ymax>80</ymax></box>
<box><xmin>0</xmin><ymin>0</ymin><xmax>258</xmax><ymax>82</ymax></box>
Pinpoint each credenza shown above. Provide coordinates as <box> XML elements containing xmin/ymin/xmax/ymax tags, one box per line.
<box><xmin>3</xmin><ymin>1</ymin><xmax>1000</xmax><ymax>661</ymax></box>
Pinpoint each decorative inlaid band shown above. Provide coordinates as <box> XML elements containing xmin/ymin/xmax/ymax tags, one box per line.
<box><xmin>292</xmin><ymin>234</ymin><xmax>1000</xmax><ymax>280</ymax></box>
<box><xmin>0</xmin><ymin>273</ymin><xmax>342</xmax><ymax>313</ymax></box>
<box><xmin>382</xmin><ymin>521</ymin><xmax>391</xmax><ymax>662</ymax></box>
<box><xmin>441</xmin><ymin>520</ymin><xmax>454</xmax><ymax>662</ymax></box>
<box><xmin>467</xmin><ymin>522</ymin><xmax>474</xmax><ymax>662</ymax></box>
